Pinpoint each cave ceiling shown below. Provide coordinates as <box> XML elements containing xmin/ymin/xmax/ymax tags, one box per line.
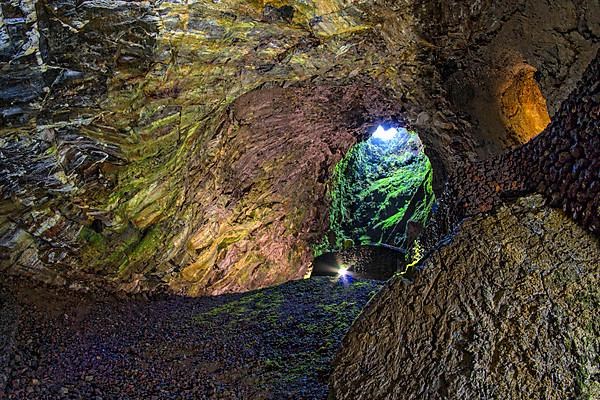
<box><xmin>0</xmin><ymin>0</ymin><xmax>598</xmax><ymax>295</ymax></box>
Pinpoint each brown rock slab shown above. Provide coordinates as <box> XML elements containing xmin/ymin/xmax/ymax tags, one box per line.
<box><xmin>330</xmin><ymin>195</ymin><xmax>600</xmax><ymax>400</ymax></box>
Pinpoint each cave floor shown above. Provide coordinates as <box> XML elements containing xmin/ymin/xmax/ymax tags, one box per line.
<box><xmin>0</xmin><ymin>277</ymin><xmax>382</xmax><ymax>400</ymax></box>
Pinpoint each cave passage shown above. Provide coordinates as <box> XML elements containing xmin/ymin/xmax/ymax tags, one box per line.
<box><xmin>316</xmin><ymin>125</ymin><xmax>436</xmax><ymax>256</ymax></box>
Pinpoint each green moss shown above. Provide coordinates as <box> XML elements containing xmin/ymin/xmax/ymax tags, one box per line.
<box><xmin>318</xmin><ymin>301</ymin><xmax>356</xmax><ymax>314</ymax></box>
<box><xmin>78</xmin><ymin>227</ymin><xmax>109</xmax><ymax>272</ymax></box>
<box><xmin>44</xmin><ymin>144</ymin><xmax>57</xmax><ymax>156</ymax></box>
<box><xmin>405</xmin><ymin>239</ymin><xmax>424</xmax><ymax>270</ymax></box>
<box><xmin>299</xmin><ymin>300</ymin><xmax>362</xmax><ymax>336</ymax></box>
<box><xmin>117</xmin><ymin>225</ymin><xmax>164</xmax><ymax>277</ymax></box>
<box><xmin>194</xmin><ymin>290</ymin><xmax>285</xmax><ymax>327</ymax></box>
<box><xmin>315</xmin><ymin>129</ymin><xmax>435</xmax><ymax>254</ymax></box>
<box><xmin>576</xmin><ymin>364</ymin><xmax>600</xmax><ymax>399</ymax></box>
<box><xmin>351</xmin><ymin>280</ymin><xmax>372</xmax><ymax>289</ymax></box>
<box><xmin>78</xmin><ymin>226</ymin><xmax>106</xmax><ymax>247</ymax></box>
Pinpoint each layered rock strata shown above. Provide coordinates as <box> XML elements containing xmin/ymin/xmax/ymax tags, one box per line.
<box><xmin>0</xmin><ymin>0</ymin><xmax>472</xmax><ymax>294</ymax></box>
<box><xmin>1</xmin><ymin>0</ymin><xmax>598</xmax><ymax>295</ymax></box>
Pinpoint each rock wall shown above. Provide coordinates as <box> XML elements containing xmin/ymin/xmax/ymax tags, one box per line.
<box><xmin>330</xmin><ymin>195</ymin><xmax>600</xmax><ymax>399</ymax></box>
<box><xmin>1</xmin><ymin>0</ymin><xmax>597</xmax><ymax>295</ymax></box>
<box><xmin>415</xmin><ymin>0</ymin><xmax>599</xmax><ymax>155</ymax></box>
<box><xmin>1</xmin><ymin>0</ymin><xmax>476</xmax><ymax>295</ymax></box>
<box><xmin>168</xmin><ymin>84</ymin><xmax>399</xmax><ymax>295</ymax></box>
<box><xmin>331</xmin><ymin>49</ymin><xmax>599</xmax><ymax>400</ymax></box>
<box><xmin>423</xmin><ymin>52</ymin><xmax>599</xmax><ymax>251</ymax></box>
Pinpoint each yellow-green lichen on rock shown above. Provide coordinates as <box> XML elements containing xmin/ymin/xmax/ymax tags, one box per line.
<box><xmin>0</xmin><ymin>0</ymin><xmax>518</xmax><ymax>294</ymax></box>
<box><xmin>3</xmin><ymin>0</ymin><xmax>596</xmax><ymax>296</ymax></box>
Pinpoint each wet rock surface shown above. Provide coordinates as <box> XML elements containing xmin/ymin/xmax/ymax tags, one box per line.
<box><xmin>330</xmin><ymin>195</ymin><xmax>600</xmax><ymax>399</ymax></box>
<box><xmin>1</xmin><ymin>276</ymin><xmax>382</xmax><ymax>399</ymax></box>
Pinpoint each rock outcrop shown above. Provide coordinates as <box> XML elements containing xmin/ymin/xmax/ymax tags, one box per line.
<box><xmin>416</xmin><ymin>0</ymin><xmax>599</xmax><ymax>155</ymax></box>
<box><xmin>423</xmin><ymin>51</ymin><xmax>599</xmax><ymax>252</ymax></box>
<box><xmin>330</xmin><ymin>51</ymin><xmax>600</xmax><ymax>400</ymax></box>
<box><xmin>1</xmin><ymin>0</ymin><xmax>598</xmax><ymax>295</ymax></box>
<box><xmin>330</xmin><ymin>195</ymin><xmax>600</xmax><ymax>399</ymax></box>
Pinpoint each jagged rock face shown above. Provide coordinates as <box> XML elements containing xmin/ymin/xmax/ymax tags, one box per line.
<box><xmin>1</xmin><ymin>0</ymin><xmax>465</xmax><ymax>295</ymax></box>
<box><xmin>0</xmin><ymin>0</ymin><xmax>598</xmax><ymax>295</ymax></box>
<box><xmin>422</xmin><ymin>53</ymin><xmax>599</xmax><ymax>252</ymax></box>
<box><xmin>416</xmin><ymin>0</ymin><xmax>599</xmax><ymax>155</ymax></box>
<box><xmin>168</xmin><ymin>84</ymin><xmax>399</xmax><ymax>295</ymax></box>
<box><xmin>330</xmin><ymin>195</ymin><xmax>600</xmax><ymax>399</ymax></box>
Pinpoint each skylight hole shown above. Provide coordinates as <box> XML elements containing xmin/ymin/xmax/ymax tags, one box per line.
<box><xmin>314</xmin><ymin>124</ymin><xmax>436</xmax><ymax>256</ymax></box>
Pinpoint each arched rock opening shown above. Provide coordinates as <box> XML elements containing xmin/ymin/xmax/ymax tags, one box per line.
<box><xmin>318</xmin><ymin>125</ymin><xmax>435</xmax><ymax>253</ymax></box>
<box><xmin>311</xmin><ymin>124</ymin><xmax>437</xmax><ymax>279</ymax></box>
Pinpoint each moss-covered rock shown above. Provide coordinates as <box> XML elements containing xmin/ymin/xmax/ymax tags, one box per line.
<box><xmin>319</xmin><ymin>128</ymin><xmax>435</xmax><ymax>253</ymax></box>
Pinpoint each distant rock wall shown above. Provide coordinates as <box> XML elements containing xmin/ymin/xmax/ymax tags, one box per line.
<box><xmin>168</xmin><ymin>84</ymin><xmax>399</xmax><ymax>295</ymax></box>
<box><xmin>424</xmin><ymin>53</ymin><xmax>599</xmax><ymax>251</ymax></box>
<box><xmin>415</xmin><ymin>0</ymin><xmax>599</xmax><ymax>155</ymax></box>
<box><xmin>330</xmin><ymin>195</ymin><xmax>600</xmax><ymax>399</ymax></box>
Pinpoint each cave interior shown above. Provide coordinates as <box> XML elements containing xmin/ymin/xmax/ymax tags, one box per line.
<box><xmin>0</xmin><ymin>0</ymin><xmax>598</xmax><ymax>399</ymax></box>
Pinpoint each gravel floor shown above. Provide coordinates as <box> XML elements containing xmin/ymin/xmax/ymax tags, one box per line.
<box><xmin>0</xmin><ymin>277</ymin><xmax>382</xmax><ymax>400</ymax></box>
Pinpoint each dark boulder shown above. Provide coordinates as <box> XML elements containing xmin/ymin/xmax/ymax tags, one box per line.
<box><xmin>330</xmin><ymin>195</ymin><xmax>600</xmax><ymax>399</ymax></box>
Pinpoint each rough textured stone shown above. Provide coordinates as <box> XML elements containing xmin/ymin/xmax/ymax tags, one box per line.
<box><xmin>330</xmin><ymin>195</ymin><xmax>600</xmax><ymax>399</ymax></box>
<box><xmin>0</xmin><ymin>0</ymin><xmax>475</xmax><ymax>295</ymax></box>
<box><xmin>424</xmin><ymin>52</ymin><xmax>599</xmax><ymax>252</ymax></box>
<box><xmin>1</xmin><ymin>0</ymin><xmax>598</xmax><ymax>295</ymax></box>
<box><xmin>0</xmin><ymin>290</ymin><xmax>19</xmax><ymax>398</ymax></box>
<box><xmin>416</xmin><ymin>0</ymin><xmax>599</xmax><ymax>155</ymax></box>
<box><xmin>0</xmin><ymin>276</ymin><xmax>383</xmax><ymax>399</ymax></box>
<box><xmin>167</xmin><ymin>84</ymin><xmax>399</xmax><ymax>295</ymax></box>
